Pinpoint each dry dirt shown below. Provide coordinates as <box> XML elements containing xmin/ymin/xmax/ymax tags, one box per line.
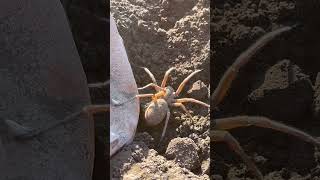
<box><xmin>110</xmin><ymin>0</ymin><xmax>210</xmax><ymax>179</ymax></box>
<box><xmin>212</xmin><ymin>0</ymin><xmax>320</xmax><ymax>179</ymax></box>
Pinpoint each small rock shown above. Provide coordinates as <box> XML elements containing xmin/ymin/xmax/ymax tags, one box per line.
<box><xmin>187</xmin><ymin>80</ymin><xmax>209</xmax><ymax>99</ymax></box>
<box><xmin>165</xmin><ymin>137</ymin><xmax>200</xmax><ymax>170</ymax></box>
<box><xmin>201</xmin><ymin>159</ymin><xmax>210</xmax><ymax>175</ymax></box>
<box><xmin>253</xmin><ymin>154</ymin><xmax>267</xmax><ymax>164</ymax></box>
<box><xmin>247</xmin><ymin>59</ymin><xmax>314</xmax><ymax>122</ymax></box>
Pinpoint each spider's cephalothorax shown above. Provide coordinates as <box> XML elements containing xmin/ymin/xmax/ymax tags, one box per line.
<box><xmin>137</xmin><ymin>67</ymin><xmax>210</xmax><ymax>141</ymax></box>
<box><xmin>145</xmin><ymin>86</ymin><xmax>176</xmax><ymax>126</ymax></box>
<box><xmin>153</xmin><ymin>86</ymin><xmax>175</xmax><ymax>103</ymax></box>
<box><xmin>211</xmin><ymin>25</ymin><xmax>320</xmax><ymax>179</ymax></box>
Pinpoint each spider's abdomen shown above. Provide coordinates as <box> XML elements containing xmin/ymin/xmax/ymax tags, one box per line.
<box><xmin>144</xmin><ymin>99</ymin><xmax>168</xmax><ymax>126</ymax></box>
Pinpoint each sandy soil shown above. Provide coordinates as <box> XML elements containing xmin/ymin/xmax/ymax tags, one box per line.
<box><xmin>211</xmin><ymin>0</ymin><xmax>320</xmax><ymax>179</ymax></box>
<box><xmin>110</xmin><ymin>0</ymin><xmax>210</xmax><ymax>179</ymax></box>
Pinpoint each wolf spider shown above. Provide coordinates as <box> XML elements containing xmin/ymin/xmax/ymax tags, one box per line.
<box><xmin>211</xmin><ymin>25</ymin><xmax>320</xmax><ymax>179</ymax></box>
<box><xmin>127</xmin><ymin>67</ymin><xmax>210</xmax><ymax>141</ymax></box>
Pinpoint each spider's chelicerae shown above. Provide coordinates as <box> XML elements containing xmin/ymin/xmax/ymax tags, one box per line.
<box><xmin>133</xmin><ymin>67</ymin><xmax>210</xmax><ymax>141</ymax></box>
<box><xmin>210</xmin><ymin>25</ymin><xmax>320</xmax><ymax>179</ymax></box>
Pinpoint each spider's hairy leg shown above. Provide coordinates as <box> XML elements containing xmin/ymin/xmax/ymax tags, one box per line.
<box><xmin>211</xmin><ymin>130</ymin><xmax>263</xmax><ymax>180</ymax></box>
<box><xmin>160</xmin><ymin>109</ymin><xmax>170</xmax><ymax>142</ymax></box>
<box><xmin>6</xmin><ymin>104</ymin><xmax>110</xmax><ymax>140</ymax></box>
<box><xmin>161</xmin><ymin>67</ymin><xmax>175</xmax><ymax>88</ymax></box>
<box><xmin>141</xmin><ymin>67</ymin><xmax>158</xmax><ymax>85</ymax></box>
<box><xmin>175</xmin><ymin>69</ymin><xmax>202</xmax><ymax>96</ymax></box>
<box><xmin>211</xmin><ymin>26</ymin><xmax>293</xmax><ymax>108</ymax></box>
<box><xmin>176</xmin><ymin>98</ymin><xmax>210</xmax><ymax>108</ymax></box>
<box><xmin>172</xmin><ymin>102</ymin><xmax>193</xmax><ymax>120</ymax></box>
<box><xmin>138</xmin><ymin>83</ymin><xmax>163</xmax><ymax>91</ymax></box>
<box><xmin>214</xmin><ymin>116</ymin><xmax>320</xmax><ymax>147</ymax></box>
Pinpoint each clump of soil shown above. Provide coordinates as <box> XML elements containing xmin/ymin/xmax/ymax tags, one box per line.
<box><xmin>165</xmin><ymin>137</ymin><xmax>200</xmax><ymax>171</ymax></box>
<box><xmin>110</xmin><ymin>0</ymin><xmax>210</xmax><ymax>179</ymax></box>
<box><xmin>211</xmin><ymin>0</ymin><xmax>320</xmax><ymax>179</ymax></box>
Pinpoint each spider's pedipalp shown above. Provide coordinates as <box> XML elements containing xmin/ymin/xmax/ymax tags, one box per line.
<box><xmin>161</xmin><ymin>67</ymin><xmax>175</xmax><ymax>88</ymax></box>
<box><xmin>142</xmin><ymin>67</ymin><xmax>158</xmax><ymax>85</ymax></box>
<box><xmin>211</xmin><ymin>130</ymin><xmax>263</xmax><ymax>180</ymax></box>
<box><xmin>176</xmin><ymin>98</ymin><xmax>210</xmax><ymax>108</ymax></box>
<box><xmin>211</xmin><ymin>26</ymin><xmax>293</xmax><ymax>108</ymax></box>
<box><xmin>175</xmin><ymin>69</ymin><xmax>202</xmax><ymax>96</ymax></box>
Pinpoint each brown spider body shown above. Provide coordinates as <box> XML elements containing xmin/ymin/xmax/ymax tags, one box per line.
<box><xmin>145</xmin><ymin>86</ymin><xmax>176</xmax><ymax>126</ymax></box>
<box><xmin>145</xmin><ymin>99</ymin><xmax>168</xmax><ymax>126</ymax></box>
